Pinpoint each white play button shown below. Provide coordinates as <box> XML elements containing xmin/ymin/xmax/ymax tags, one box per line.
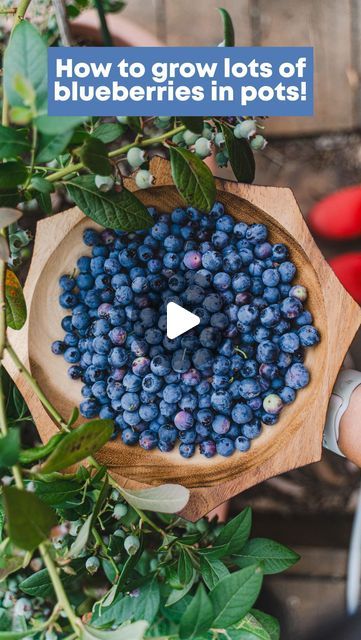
<box><xmin>166</xmin><ymin>302</ymin><xmax>200</xmax><ymax>339</ymax></box>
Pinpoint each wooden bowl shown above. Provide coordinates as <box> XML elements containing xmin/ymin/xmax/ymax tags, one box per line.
<box><xmin>5</xmin><ymin>157</ymin><xmax>361</xmax><ymax>520</ymax></box>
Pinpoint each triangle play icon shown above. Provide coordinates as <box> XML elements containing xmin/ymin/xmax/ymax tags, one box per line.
<box><xmin>166</xmin><ymin>302</ymin><xmax>200</xmax><ymax>340</ymax></box>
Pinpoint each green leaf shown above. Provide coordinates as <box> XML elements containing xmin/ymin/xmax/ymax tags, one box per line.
<box><xmin>79</xmin><ymin>138</ymin><xmax>112</xmax><ymax>175</ymax></box>
<box><xmin>126</xmin><ymin>117</ymin><xmax>142</xmax><ymax>133</ymax></box>
<box><xmin>135</xmin><ymin>579</ymin><xmax>160</xmax><ymax>624</ymax></box>
<box><xmin>41</xmin><ymin>419</ymin><xmax>113</xmax><ymax>474</ymax></box>
<box><xmin>218</xmin><ymin>7</ymin><xmax>235</xmax><ymax>46</ymax></box>
<box><xmin>220</xmin><ymin>122</ymin><xmax>255</xmax><ymax>183</ymax></box>
<box><xmin>200</xmin><ymin>556</ymin><xmax>229</xmax><ymax>590</ymax></box>
<box><xmin>178</xmin><ymin>549</ymin><xmax>194</xmax><ymax>586</ymax></box>
<box><xmin>66</xmin><ymin>176</ymin><xmax>153</xmax><ymax>231</ymax></box>
<box><xmin>0</xmin><ymin>429</ymin><xmax>20</xmax><ymax>467</ymax></box>
<box><xmin>36</xmin><ymin>129</ymin><xmax>74</xmax><ymax>163</ymax></box>
<box><xmin>235</xmin><ymin>538</ymin><xmax>300</xmax><ymax>575</ymax></box>
<box><xmin>0</xmin><ymin>162</ymin><xmax>27</xmax><ymax>189</ymax></box>
<box><xmin>68</xmin><ymin>477</ymin><xmax>109</xmax><ymax>558</ymax></box>
<box><xmin>0</xmin><ymin>126</ymin><xmax>30</xmax><ymax>159</ymax></box>
<box><xmin>119</xmin><ymin>484</ymin><xmax>189</xmax><ymax>514</ymax></box>
<box><xmin>35</xmin><ymin>115</ymin><xmax>87</xmax><ymax>135</ymax></box>
<box><xmin>214</xmin><ymin>507</ymin><xmax>252</xmax><ymax>556</ymax></box>
<box><xmin>67</xmin><ymin>406</ymin><xmax>80</xmax><ymax>427</ymax></box>
<box><xmin>19</xmin><ymin>566</ymin><xmax>76</xmax><ymax>597</ymax></box>
<box><xmin>169</xmin><ymin>146</ymin><xmax>216</xmax><ymax>212</ymax></box>
<box><xmin>92</xmin><ymin>123</ymin><xmax>124</xmax><ymax>143</ymax></box>
<box><xmin>228</xmin><ymin>613</ymin><xmax>272</xmax><ymax>640</ymax></box>
<box><xmin>0</xmin><ymin>191</ymin><xmax>20</xmax><ymax>208</ymax></box>
<box><xmin>3</xmin><ymin>21</ymin><xmax>47</xmax><ymax>110</ymax></box>
<box><xmin>3</xmin><ymin>486</ymin><xmax>57</xmax><ymax>551</ymax></box>
<box><xmin>180</xmin><ymin>117</ymin><xmax>204</xmax><ymax>134</ymax></box>
<box><xmin>179</xmin><ymin>584</ymin><xmax>214</xmax><ymax>640</ymax></box>
<box><xmin>210</xmin><ymin>565</ymin><xmax>263</xmax><ymax>627</ymax></box>
<box><xmin>0</xmin><ymin>554</ymin><xmax>25</xmax><ymax>581</ymax></box>
<box><xmin>5</xmin><ymin>270</ymin><xmax>27</xmax><ymax>331</ymax></box>
<box><xmin>34</xmin><ymin>476</ymin><xmax>82</xmax><ymax>505</ymax></box>
<box><xmin>10</xmin><ymin>106</ymin><xmax>32</xmax><ymax>126</ymax></box>
<box><xmin>30</xmin><ymin>176</ymin><xmax>53</xmax><ymax>194</ymax></box>
<box><xmin>251</xmin><ymin>610</ymin><xmax>280</xmax><ymax>640</ymax></box>
<box><xmin>35</xmin><ymin>192</ymin><xmax>52</xmax><ymax>215</ymax></box>
<box><xmin>165</xmin><ymin>570</ymin><xmax>196</xmax><ymax>607</ymax></box>
<box><xmin>82</xmin><ymin>621</ymin><xmax>149</xmax><ymax>640</ymax></box>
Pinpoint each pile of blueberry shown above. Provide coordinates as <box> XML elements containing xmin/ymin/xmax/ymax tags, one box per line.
<box><xmin>52</xmin><ymin>202</ymin><xmax>320</xmax><ymax>458</ymax></box>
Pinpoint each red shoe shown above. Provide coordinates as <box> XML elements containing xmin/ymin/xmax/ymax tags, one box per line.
<box><xmin>329</xmin><ymin>253</ymin><xmax>361</xmax><ymax>303</ymax></box>
<box><xmin>309</xmin><ymin>186</ymin><xmax>361</xmax><ymax>240</ymax></box>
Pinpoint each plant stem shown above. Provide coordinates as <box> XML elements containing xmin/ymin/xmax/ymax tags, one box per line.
<box><xmin>1</xmin><ymin>0</ymin><xmax>33</xmax><ymax>126</ymax></box>
<box><xmin>93</xmin><ymin>0</ymin><xmax>113</xmax><ymax>46</ymax></box>
<box><xmin>5</xmin><ymin>341</ymin><xmax>69</xmax><ymax>432</ymax></box>
<box><xmin>45</xmin><ymin>125</ymin><xmax>186</xmax><ymax>184</ymax></box>
<box><xmin>39</xmin><ymin>541</ymin><xmax>81</xmax><ymax>636</ymax></box>
<box><xmin>24</xmin><ymin>125</ymin><xmax>38</xmax><ymax>189</ymax></box>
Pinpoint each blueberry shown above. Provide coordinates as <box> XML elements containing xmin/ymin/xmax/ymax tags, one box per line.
<box><xmin>212</xmin><ymin>415</ymin><xmax>230</xmax><ymax>434</ymax></box>
<box><xmin>142</xmin><ymin>373</ymin><xmax>163</xmax><ymax>393</ymax></box>
<box><xmin>256</xmin><ymin>340</ymin><xmax>280</xmax><ymax>364</ymax></box>
<box><xmin>216</xmin><ymin>437</ymin><xmax>235</xmax><ymax>457</ymax></box>
<box><xmin>199</xmin><ymin>439</ymin><xmax>216</xmax><ymax>457</ymax></box>
<box><xmin>174</xmin><ymin>411</ymin><xmax>194</xmax><ymax>431</ymax></box>
<box><xmin>59</xmin><ymin>292</ymin><xmax>78</xmax><ymax>309</ymax></box>
<box><xmin>64</xmin><ymin>347</ymin><xmax>80</xmax><ymax>363</ymax></box>
<box><xmin>281</xmin><ymin>297</ymin><xmax>303</xmax><ymax>319</ymax></box>
<box><xmin>272</xmin><ymin>243</ymin><xmax>289</xmax><ymax>262</ymax></box>
<box><xmin>59</xmin><ymin>274</ymin><xmax>75</xmax><ymax>291</ymax></box>
<box><xmin>231</xmin><ymin>403</ymin><xmax>253</xmax><ymax>424</ymax></box>
<box><xmin>298</xmin><ymin>325</ymin><xmax>320</xmax><ymax>347</ymax></box>
<box><xmin>179</xmin><ymin>443</ymin><xmax>196</xmax><ymax>458</ymax></box>
<box><xmin>52</xmin><ymin>340</ymin><xmax>66</xmax><ymax>355</ymax></box>
<box><xmin>285</xmin><ymin>363</ymin><xmax>310</xmax><ymax>389</ymax></box>
<box><xmin>246</xmin><ymin>224</ymin><xmax>268</xmax><ymax>244</ymax></box>
<box><xmin>260</xmin><ymin>304</ymin><xmax>281</xmax><ymax>328</ymax></box>
<box><xmin>279</xmin><ymin>386</ymin><xmax>296</xmax><ymax>404</ymax></box>
<box><xmin>232</xmin><ymin>273</ymin><xmax>251</xmax><ymax>293</ymax></box>
<box><xmin>139</xmin><ymin>430</ymin><xmax>158</xmax><ymax>450</ymax></box>
<box><xmin>80</xmin><ymin>399</ymin><xmax>99</xmax><ymax>418</ymax></box>
<box><xmin>122</xmin><ymin>428</ymin><xmax>139</xmax><ymax>446</ymax></box>
<box><xmin>263</xmin><ymin>393</ymin><xmax>283</xmax><ymax>415</ymax></box>
<box><xmin>241</xmin><ymin>419</ymin><xmax>262</xmax><ymax>439</ymax></box>
<box><xmin>239</xmin><ymin>378</ymin><xmax>261</xmax><ymax>400</ymax></box>
<box><xmin>211</xmin><ymin>390</ymin><xmax>232</xmax><ymax>414</ymax></box>
<box><xmin>235</xmin><ymin>435</ymin><xmax>251</xmax><ymax>452</ymax></box>
<box><xmin>278</xmin><ymin>261</ymin><xmax>296</xmax><ymax>284</ymax></box>
<box><xmin>279</xmin><ymin>332</ymin><xmax>300</xmax><ymax>353</ymax></box>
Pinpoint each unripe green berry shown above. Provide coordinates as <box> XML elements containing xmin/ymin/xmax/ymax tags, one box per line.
<box><xmin>113</xmin><ymin>503</ymin><xmax>128</xmax><ymax>520</ymax></box>
<box><xmin>234</xmin><ymin>119</ymin><xmax>257</xmax><ymax>139</ymax></box>
<box><xmin>214</xmin><ymin>132</ymin><xmax>225</xmax><ymax>147</ymax></box>
<box><xmin>202</xmin><ymin>124</ymin><xmax>213</xmax><ymax>140</ymax></box>
<box><xmin>127</xmin><ymin>147</ymin><xmax>146</xmax><ymax>168</ymax></box>
<box><xmin>155</xmin><ymin>116</ymin><xmax>171</xmax><ymax>128</ymax></box>
<box><xmin>69</xmin><ymin>520</ymin><xmax>82</xmax><ymax>536</ymax></box>
<box><xmin>250</xmin><ymin>134</ymin><xmax>267</xmax><ymax>150</ymax></box>
<box><xmin>45</xmin><ymin>630</ymin><xmax>58</xmax><ymax>640</ymax></box>
<box><xmin>172</xmin><ymin>132</ymin><xmax>185</xmax><ymax>145</ymax></box>
<box><xmin>116</xmin><ymin>116</ymin><xmax>128</xmax><ymax>124</ymax></box>
<box><xmin>135</xmin><ymin>169</ymin><xmax>154</xmax><ymax>189</ymax></box>
<box><xmin>86</xmin><ymin>556</ymin><xmax>100</xmax><ymax>574</ymax></box>
<box><xmin>183</xmin><ymin>130</ymin><xmax>200</xmax><ymax>146</ymax></box>
<box><xmin>194</xmin><ymin>137</ymin><xmax>212</xmax><ymax>158</ymax></box>
<box><xmin>113</xmin><ymin>528</ymin><xmax>126</xmax><ymax>538</ymax></box>
<box><xmin>263</xmin><ymin>393</ymin><xmax>283</xmax><ymax>414</ymax></box>
<box><xmin>14</xmin><ymin>597</ymin><xmax>33</xmax><ymax>620</ymax></box>
<box><xmin>124</xmin><ymin>535</ymin><xmax>140</xmax><ymax>556</ymax></box>
<box><xmin>215</xmin><ymin>151</ymin><xmax>228</xmax><ymax>168</ymax></box>
<box><xmin>95</xmin><ymin>175</ymin><xmax>114</xmax><ymax>192</ymax></box>
<box><xmin>111</xmin><ymin>489</ymin><xmax>120</xmax><ymax>501</ymax></box>
<box><xmin>3</xmin><ymin>591</ymin><xmax>15</xmax><ymax>608</ymax></box>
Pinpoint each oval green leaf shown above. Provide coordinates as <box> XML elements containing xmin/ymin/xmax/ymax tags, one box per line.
<box><xmin>218</xmin><ymin>8</ymin><xmax>235</xmax><ymax>46</ymax></box>
<box><xmin>210</xmin><ymin>564</ymin><xmax>263</xmax><ymax>627</ymax></box>
<box><xmin>66</xmin><ymin>176</ymin><xmax>153</xmax><ymax>231</ymax></box>
<box><xmin>119</xmin><ymin>483</ymin><xmax>189</xmax><ymax>514</ymax></box>
<box><xmin>235</xmin><ymin>538</ymin><xmax>300</xmax><ymax>575</ymax></box>
<box><xmin>179</xmin><ymin>584</ymin><xmax>214</xmax><ymax>640</ymax></box>
<box><xmin>170</xmin><ymin>147</ymin><xmax>216</xmax><ymax>212</ymax></box>
<box><xmin>79</xmin><ymin>138</ymin><xmax>112</xmax><ymax>175</ymax></box>
<box><xmin>0</xmin><ymin>126</ymin><xmax>30</xmax><ymax>159</ymax></box>
<box><xmin>220</xmin><ymin>122</ymin><xmax>255</xmax><ymax>183</ymax></box>
<box><xmin>3</xmin><ymin>486</ymin><xmax>58</xmax><ymax>551</ymax></box>
<box><xmin>3</xmin><ymin>21</ymin><xmax>48</xmax><ymax>110</ymax></box>
<box><xmin>40</xmin><ymin>419</ymin><xmax>114</xmax><ymax>474</ymax></box>
<box><xmin>5</xmin><ymin>270</ymin><xmax>27</xmax><ymax>330</ymax></box>
<box><xmin>0</xmin><ymin>161</ymin><xmax>27</xmax><ymax>190</ymax></box>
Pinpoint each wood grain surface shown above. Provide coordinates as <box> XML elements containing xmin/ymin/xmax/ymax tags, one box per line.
<box><xmin>4</xmin><ymin>157</ymin><xmax>361</xmax><ymax>520</ymax></box>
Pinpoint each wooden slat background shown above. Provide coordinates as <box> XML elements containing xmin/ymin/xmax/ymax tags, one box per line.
<box><xmin>120</xmin><ymin>0</ymin><xmax>361</xmax><ymax>135</ymax></box>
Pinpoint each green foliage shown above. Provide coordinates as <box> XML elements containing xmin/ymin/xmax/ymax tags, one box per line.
<box><xmin>66</xmin><ymin>176</ymin><xmax>154</xmax><ymax>231</ymax></box>
<box><xmin>235</xmin><ymin>538</ymin><xmax>300</xmax><ymax>574</ymax></box>
<box><xmin>79</xmin><ymin>138</ymin><xmax>112</xmax><ymax>175</ymax></box>
<box><xmin>3</xmin><ymin>486</ymin><xmax>58</xmax><ymax>551</ymax></box>
<box><xmin>5</xmin><ymin>270</ymin><xmax>27</xmax><ymax>330</ymax></box>
<box><xmin>170</xmin><ymin>146</ymin><xmax>216</xmax><ymax>212</ymax></box>
<box><xmin>40</xmin><ymin>419</ymin><xmax>114</xmax><ymax>473</ymax></box>
<box><xmin>218</xmin><ymin>8</ymin><xmax>235</xmax><ymax>46</ymax></box>
<box><xmin>0</xmin><ymin>428</ymin><xmax>20</xmax><ymax>467</ymax></box>
<box><xmin>118</xmin><ymin>484</ymin><xmax>190</xmax><ymax>514</ymax></box>
<box><xmin>220</xmin><ymin>122</ymin><xmax>256</xmax><ymax>183</ymax></box>
<box><xmin>0</xmin><ymin>126</ymin><xmax>31</xmax><ymax>159</ymax></box>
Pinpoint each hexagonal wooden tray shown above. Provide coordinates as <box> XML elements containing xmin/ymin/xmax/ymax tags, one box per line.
<box><xmin>4</xmin><ymin>157</ymin><xmax>361</xmax><ymax>520</ymax></box>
